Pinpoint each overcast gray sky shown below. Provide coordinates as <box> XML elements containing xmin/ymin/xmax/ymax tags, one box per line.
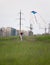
<box><xmin>0</xmin><ymin>0</ymin><xmax>50</xmax><ymax>34</ymax></box>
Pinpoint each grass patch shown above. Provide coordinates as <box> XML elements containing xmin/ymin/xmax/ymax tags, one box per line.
<box><xmin>0</xmin><ymin>35</ymin><xmax>50</xmax><ymax>65</ymax></box>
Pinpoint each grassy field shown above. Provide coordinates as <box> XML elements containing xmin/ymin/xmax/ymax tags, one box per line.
<box><xmin>0</xmin><ymin>35</ymin><xmax>50</xmax><ymax>65</ymax></box>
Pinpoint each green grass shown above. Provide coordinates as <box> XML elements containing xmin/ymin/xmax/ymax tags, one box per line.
<box><xmin>0</xmin><ymin>35</ymin><xmax>50</xmax><ymax>65</ymax></box>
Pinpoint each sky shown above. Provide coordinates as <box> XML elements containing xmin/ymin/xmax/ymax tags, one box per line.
<box><xmin>0</xmin><ymin>0</ymin><xmax>50</xmax><ymax>34</ymax></box>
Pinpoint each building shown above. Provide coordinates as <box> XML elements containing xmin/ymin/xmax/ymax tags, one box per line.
<box><xmin>11</xmin><ymin>28</ymin><xmax>16</xmax><ymax>36</ymax></box>
<box><xmin>6</xmin><ymin>27</ymin><xmax>17</xmax><ymax>36</ymax></box>
<box><xmin>0</xmin><ymin>28</ymin><xmax>3</xmax><ymax>37</ymax></box>
<box><xmin>0</xmin><ymin>27</ymin><xmax>18</xmax><ymax>37</ymax></box>
<box><xmin>0</xmin><ymin>27</ymin><xmax>6</xmax><ymax>37</ymax></box>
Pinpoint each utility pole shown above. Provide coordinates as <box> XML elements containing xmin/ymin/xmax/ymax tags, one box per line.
<box><xmin>19</xmin><ymin>10</ymin><xmax>23</xmax><ymax>41</ymax></box>
<box><xmin>20</xmin><ymin>10</ymin><xmax>21</xmax><ymax>33</ymax></box>
<box><xmin>16</xmin><ymin>10</ymin><xmax>24</xmax><ymax>40</ymax></box>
